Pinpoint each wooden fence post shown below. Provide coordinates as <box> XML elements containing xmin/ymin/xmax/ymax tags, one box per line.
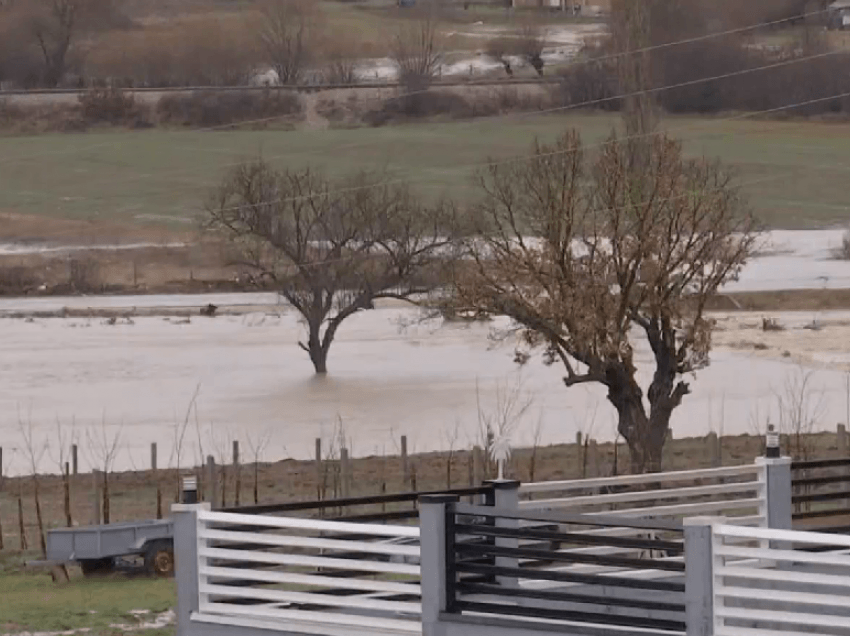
<box><xmin>340</xmin><ymin>448</ymin><xmax>351</xmax><ymax>498</ymax></box>
<box><xmin>315</xmin><ymin>438</ymin><xmax>323</xmax><ymax>500</ymax></box>
<box><xmin>205</xmin><ymin>456</ymin><xmax>217</xmax><ymax>509</ymax></box>
<box><xmin>71</xmin><ymin>444</ymin><xmax>78</xmax><ymax>475</ymax></box>
<box><xmin>232</xmin><ymin>440</ymin><xmax>241</xmax><ymax>507</ymax></box>
<box><xmin>63</xmin><ymin>462</ymin><xmax>72</xmax><ymax>527</ymax></box>
<box><xmin>838</xmin><ymin>424</ymin><xmax>848</xmax><ymax>456</ymax></box>
<box><xmin>473</xmin><ymin>446</ymin><xmax>483</xmax><ymax>485</ymax></box>
<box><xmin>707</xmin><ymin>432</ymin><xmax>721</xmax><ymax>468</ymax></box>
<box><xmin>151</xmin><ymin>443</ymin><xmax>162</xmax><ymax>519</ymax></box>
<box><xmin>588</xmin><ymin>440</ymin><xmax>599</xmax><ymax>478</ymax></box>
<box><xmin>401</xmin><ymin>436</ymin><xmax>409</xmax><ymax>491</ymax></box>
<box><xmin>91</xmin><ymin>470</ymin><xmax>102</xmax><ymax>525</ymax></box>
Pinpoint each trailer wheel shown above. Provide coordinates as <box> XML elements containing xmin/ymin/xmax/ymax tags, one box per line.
<box><xmin>79</xmin><ymin>557</ymin><xmax>114</xmax><ymax>577</ymax></box>
<box><xmin>144</xmin><ymin>540</ymin><xmax>174</xmax><ymax>577</ymax></box>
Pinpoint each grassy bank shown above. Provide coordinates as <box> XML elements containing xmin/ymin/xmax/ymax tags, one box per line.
<box><xmin>2</xmin><ymin>114</ymin><xmax>850</xmax><ymax>229</ymax></box>
<box><xmin>0</xmin><ymin>555</ymin><xmax>174</xmax><ymax>635</ymax></box>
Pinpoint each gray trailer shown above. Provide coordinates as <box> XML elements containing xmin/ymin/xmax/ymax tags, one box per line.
<box><xmin>46</xmin><ymin>518</ymin><xmax>174</xmax><ymax>577</ymax></box>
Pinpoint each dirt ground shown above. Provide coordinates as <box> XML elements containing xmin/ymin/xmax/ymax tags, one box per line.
<box><xmin>0</xmin><ymin>430</ymin><xmax>843</xmax><ymax>552</ymax></box>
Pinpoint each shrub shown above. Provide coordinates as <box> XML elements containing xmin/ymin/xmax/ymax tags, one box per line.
<box><xmin>552</xmin><ymin>61</ymin><xmax>619</xmax><ymax>111</ymax></box>
<box><xmin>78</xmin><ymin>88</ymin><xmax>152</xmax><ymax>126</ymax></box>
<box><xmin>156</xmin><ymin>90</ymin><xmax>303</xmax><ymax>128</ymax></box>
<box><xmin>839</xmin><ymin>230</ymin><xmax>850</xmax><ymax>260</ymax></box>
<box><xmin>67</xmin><ymin>257</ymin><xmax>101</xmax><ymax>294</ymax></box>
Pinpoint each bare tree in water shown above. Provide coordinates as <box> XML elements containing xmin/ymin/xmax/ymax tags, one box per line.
<box><xmin>207</xmin><ymin>159</ymin><xmax>459</xmax><ymax>374</ymax></box>
<box><xmin>452</xmin><ymin>131</ymin><xmax>756</xmax><ymax>473</ymax></box>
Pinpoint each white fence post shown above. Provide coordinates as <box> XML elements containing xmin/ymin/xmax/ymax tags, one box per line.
<box><xmin>173</xmin><ymin>501</ymin><xmax>210</xmax><ymax>636</ymax></box>
<box><xmin>684</xmin><ymin>516</ymin><xmax>721</xmax><ymax>636</ymax></box>
<box><xmin>755</xmin><ymin>456</ymin><xmax>792</xmax><ymax>529</ymax></box>
<box><xmin>420</xmin><ymin>494</ymin><xmax>458</xmax><ymax>636</ymax></box>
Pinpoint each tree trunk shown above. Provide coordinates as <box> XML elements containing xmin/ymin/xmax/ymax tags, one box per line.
<box><xmin>607</xmin><ymin>376</ymin><xmax>670</xmax><ymax>473</ymax></box>
<box><xmin>309</xmin><ymin>343</ymin><xmax>328</xmax><ymax>374</ymax></box>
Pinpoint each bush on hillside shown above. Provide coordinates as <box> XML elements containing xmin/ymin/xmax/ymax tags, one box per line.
<box><xmin>78</xmin><ymin>88</ymin><xmax>152</xmax><ymax>127</ymax></box>
<box><xmin>156</xmin><ymin>90</ymin><xmax>303</xmax><ymax>128</ymax></box>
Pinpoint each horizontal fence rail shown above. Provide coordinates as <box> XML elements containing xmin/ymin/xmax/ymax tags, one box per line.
<box><xmin>711</xmin><ymin>523</ymin><xmax>850</xmax><ymax>636</ymax></box>
<box><xmin>442</xmin><ymin>502</ymin><xmax>687</xmax><ymax>635</ymax></box>
<box><xmin>792</xmin><ymin>457</ymin><xmax>850</xmax><ymax>532</ymax></box>
<box><xmin>222</xmin><ymin>485</ymin><xmax>493</xmax><ymax>524</ymax></box>
<box><xmin>194</xmin><ymin>509</ymin><xmax>422</xmax><ymax>633</ymax></box>
<box><xmin>519</xmin><ymin>463</ymin><xmax>767</xmax><ymax>530</ymax></box>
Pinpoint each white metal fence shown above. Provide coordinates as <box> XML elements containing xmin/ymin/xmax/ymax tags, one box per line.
<box><xmin>710</xmin><ymin>523</ymin><xmax>850</xmax><ymax>635</ymax></box>
<box><xmin>193</xmin><ymin>509</ymin><xmax>422</xmax><ymax>635</ymax></box>
<box><xmin>520</xmin><ymin>463</ymin><xmax>767</xmax><ymax>525</ymax></box>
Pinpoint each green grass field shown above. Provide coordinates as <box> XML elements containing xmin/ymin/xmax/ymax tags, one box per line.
<box><xmin>1</xmin><ymin>113</ymin><xmax>849</xmax><ymax>230</ymax></box>
<box><xmin>0</xmin><ymin>557</ymin><xmax>175</xmax><ymax>634</ymax></box>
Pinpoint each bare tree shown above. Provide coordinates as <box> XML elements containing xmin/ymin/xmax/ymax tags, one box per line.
<box><xmin>17</xmin><ymin>0</ymin><xmax>111</xmax><ymax>87</ymax></box>
<box><xmin>485</xmin><ymin>37</ymin><xmax>514</xmax><ymax>77</ymax></box>
<box><xmin>207</xmin><ymin>159</ymin><xmax>460</xmax><ymax>374</ymax></box>
<box><xmin>452</xmin><ymin>130</ymin><xmax>756</xmax><ymax>473</ymax></box>
<box><xmin>392</xmin><ymin>5</ymin><xmax>442</xmax><ymax>90</ymax></box>
<box><xmin>18</xmin><ymin>415</ymin><xmax>48</xmax><ymax>556</ymax></box>
<box><xmin>775</xmin><ymin>366</ymin><xmax>825</xmax><ymax>460</ymax></box>
<box><xmin>49</xmin><ymin>418</ymin><xmax>76</xmax><ymax>527</ymax></box>
<box><xmin>245</xmin><ymin>430</ymin><xmax>272</xmax><ymax>505</ymax></box>
<box><xmin>85</xmin><ymin>419</ymin><xmax>122</xmax><ymax>524</ymax></box>
<box><xmin>517</xmin><ymin>23</ymin><xmax>546</xmax><ymax>77</ymax></box>
<box><xmin>256</xmin><ymin>0</ymin><xmax>320</xmax><ymax>85</ymax></box>
<box><xmin>320</xmin><ymin>32</ymin><xmax>359</xmax><ymax>85</ymax></box>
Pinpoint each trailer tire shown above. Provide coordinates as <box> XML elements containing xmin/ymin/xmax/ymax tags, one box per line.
<box><xmin>144</xmin><ymin>540</ymin><xmax>174</xmax><ymax>577</ymax></box>
<box><xmin>79</xmin><ymin>557</ymin><xmax>114</xmax><ymax>577</ymax></box>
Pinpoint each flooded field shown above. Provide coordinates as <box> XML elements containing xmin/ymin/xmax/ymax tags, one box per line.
<box><xmin>0</xmin><ymin>305</ymin><xmax>847</xmax><ymax>476</ymax></box>
<box><xmin>1</xmin><ymin>229</ymin><xmax>849</xmax><ymax>475</ymax></box>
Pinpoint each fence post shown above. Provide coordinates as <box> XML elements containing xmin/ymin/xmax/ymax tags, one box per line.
<box><xmin>205</xmin><ymin>456</ymin><xmax>217</xmax><ymax>510</ymax></box>
<box><xmin>71</xmin><ymin>444</ymin><xmax>78</xmax><ymax>475</ymax></box>
<box><xmin>340</xmin><ymin>448</ymin><xmax>351</xmax><ymax>498</ymax></box>
<box><xmin>315</xmin><ymin>438</ymin><xmax>323</xmax><ymax>500</ymax></box>
<box><xmin>755</xmin><ymin>455</ymin><xmax>792</xmax><ymax>530</ymax></box>
<box><xmin>840</xmin><ymin>424</ymin><xmax>850</xmax><ymax>511</ymax></box>
<box><xmin>232</xmin><ymin>440</ymin><xmax>240</xmax><ymax>507</ymax></box>
<box><xmin>473</xmin><ymin>446</ymin><xmax>483</xmax><ymax>484</ymax></box>
<box><xmin>684</xmin><ymin>516</ymin><xmax>720</xmax><ymax>636</ymax></box>
<box><xmin>91</xmin><ymin>470</ymin><xmax>102</xmax><ymax>525</ymax></box>
<box><xmin>401</xmin><ymin>435</ymin><xmax>409</xmax><ymax>490</ymax></box>
<box><xmin>419</xmin><ymin>494</ymin><xmax>459</xmax><ymax>636</ymax></box>
<box><xmin>172</xmin><ymin>500</ymin><xmax>209</xmax><ymax>636</ymax></box>
<box><xmin>484</xmin><ymin>479</ymin><xmax>520</xmax><ymax>588</ymax></box>
<box><xmin>706</xmin><ymin>432</ymin><xmax>721</xmax><ymax>468</ymax></box>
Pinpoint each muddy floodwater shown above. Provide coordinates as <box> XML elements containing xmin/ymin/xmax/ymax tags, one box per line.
<box><xmin>2</xmin><ymin>229</ymin><xmax>850</xmax><ymax>474</ymax></box>
<box><xmin>0</xmin><ymin>303</ymin><xmax>849</xmax><ymax>476</ymax></box>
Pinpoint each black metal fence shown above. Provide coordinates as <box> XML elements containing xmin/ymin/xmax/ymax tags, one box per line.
<box><xmin>442</xmin><ymin>502</ymin><xmax>687</xmax><ymax>633</ymax></box>
<box><xmin>222</xmin><ymin>485</ymin><xmax>493</xmax><ymax>524</ymax></box>
<box><xmin>792</xmin><ymin>457</ymin><xmax>850</xmax><ymax>533</ymax></box>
